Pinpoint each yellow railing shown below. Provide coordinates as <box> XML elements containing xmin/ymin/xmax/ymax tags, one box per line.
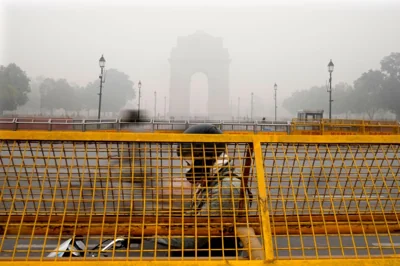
<box><xmin>0</xmin><ymin>131</ymin><xmax>399</xmax><ymax>265</ymax></box>
<box><xmin>291</xmin><ymin>119</ymin><xmax>400</xmax><ymax>135</ymax></box>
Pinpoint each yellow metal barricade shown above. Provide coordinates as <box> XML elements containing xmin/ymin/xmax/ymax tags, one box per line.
<box><xmin>363</xmin><ymin>120</ymin><xmax>400</xmax><ymax>135</ymax></box>
<box><xmin>262</xmin><ymin>137</ymin><xmax>400</xmax><ymax>261</ymax></box>
<box><xmin>290</xmin><ymin>121</ymin><xmax>322</xmax><ymax>135</ymax></box>
<box><xmin>292</xmin><ymin>119</ymin><xmax>400</xmax><ymax>135</ymax></box>
<box><xmin>0</xmin><ymin>131</ymin><xmax>399</xmax><ymax>265</ymax></box>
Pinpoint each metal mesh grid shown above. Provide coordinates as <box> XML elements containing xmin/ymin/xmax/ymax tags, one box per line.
<box><xmin>0</xmin><ymin>139</ymin><xmax>262</xmax><ymax>260</ymax></box>
<box><xmin>1</xmin><ymin>132</ymin><xmax>400</xmax><ymax>263</ymax></box>
<box><xmin>263</xmin><ymin>143</ymin><xmax>400</xmax><ymax>259</ymax></box>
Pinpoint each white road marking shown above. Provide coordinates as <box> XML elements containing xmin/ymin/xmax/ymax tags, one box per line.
<box><xmin>372</xmin><ymin>243</ymin><xmax>400</xmax><ymax>247</ymax></box>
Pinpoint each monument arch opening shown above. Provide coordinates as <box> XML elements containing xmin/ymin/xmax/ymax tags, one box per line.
<box><xmin>189</xmin><ymin>72</ymin><xmax>209</xmax><ymax>119</ymax></box>
<box><xmin>169</xmin><ymin>31</ymin><xmax>231</xmax><ymax>119</ymax></box>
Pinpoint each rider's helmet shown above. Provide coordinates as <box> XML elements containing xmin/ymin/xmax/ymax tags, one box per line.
<box><xmin>177</xmin><ymin>124</ymin><xmax>229</xmax><ymax>184</ymax></box>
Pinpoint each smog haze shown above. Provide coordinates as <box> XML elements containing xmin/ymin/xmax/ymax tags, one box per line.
<box><xmin>1</xmin><ymin>0</ymin><xmax>399</xmax><ymax>119</ymax></box>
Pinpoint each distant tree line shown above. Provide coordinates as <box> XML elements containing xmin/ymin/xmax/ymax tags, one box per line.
<box><xmin>2</xmin><ymin>52</ymin><xmax>399</xmax><ymax>119</ymax></box>
<box><xmin>282</xmin><ymin>52</ymin><xmax>400</xmax><ymax>120</ymax></box>
<box><xmin>0</xmin><ymin>64</ymin><xmax>136</xmax><ymax>117</ymax></box>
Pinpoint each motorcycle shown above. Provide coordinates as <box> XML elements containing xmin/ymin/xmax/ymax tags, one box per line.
<box><xmin>47</xmin><ymin>236</ymin><xmax>130</xmax><ymax>258</ymax></box>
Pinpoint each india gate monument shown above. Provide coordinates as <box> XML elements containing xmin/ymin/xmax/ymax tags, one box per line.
<box><xmin>169</xmin><ymin>31</ymin><xmax>231</xmax><ymax>119</ymax></box>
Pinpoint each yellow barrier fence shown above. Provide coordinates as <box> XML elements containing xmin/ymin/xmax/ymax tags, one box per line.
<box><xmin>0</xmin><ymin>131</ymin><xmax>399</xmax><ymax>265</ymax></box>
<box><xmin>291</xmin><ymin>119</ymin><xmax>400</xmax><ymax>135</ymax></box>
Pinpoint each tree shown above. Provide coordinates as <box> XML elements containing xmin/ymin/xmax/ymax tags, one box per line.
<box><xmin>282</xmin><ymin>83</ymin><xmax>353</xmax><ymax>116</ymax></box>
<box><xmin>381</xmin><ymin>76</ymin><xmax>400</xmax><ymax>120</ymax></box>
<box><xmin>41</xmin><ymin>78</ymin><xmax>81</xmax><ymax>115</ymax></box>
<box><xmin>39</xmin><ymin>78</ymin><xmax>56</xmax><ymax>114</ymax></box>
<box><xmin>348</xmin><ymin>70</ymin><xmax>385</xmax><ymax>119</ymax></box>
<box><xmin>18</xmin><ymin>76</ymin><xmax>45</xmax><ymax>113</ymax></box>
<box><xmin>331</xmin><ymin>82</ymin><xmax>354</xmax><ymax>117</ymax></box>
<box><xmin>380</xmin><ymin>52</ymin><xmax>400</xmax><ymax>80</ymax></box>
<box><xmin>53</xmin><ymin>79</ymin><xmax>81</xmax><ymax>113</ymax></box>
<box><xmin>0</xmin><ymin>63</ymin><xmax>31</xmax><ymax>114</ymax></box>
<box><xmin>282</xmin><ymin>86</ymin><xmax>326</xmax><ymax>115</ymax></box>
<box><xmin>79</xmin><ymin>69</ymin><xmax>135</xmax><ymax>116</ymax></box>
<box><xmin>380</xmin><ymin>53</ymin><xmax>400</xmax><ymax>119</ymax></box>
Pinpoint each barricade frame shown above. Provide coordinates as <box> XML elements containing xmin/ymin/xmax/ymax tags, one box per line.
<box><xmin>0</xmin><ymin>131</ymin><xmax>399</xmax><ymax>265</ymax></box>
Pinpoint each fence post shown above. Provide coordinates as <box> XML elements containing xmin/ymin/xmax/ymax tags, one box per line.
<box><xmin>252</xmin><ymin>135</ymin><xmax>274</xmax><ymax>261</ymax></box>
<box><xmin>362</xmin><ymin>120</ymin><xmax>366</xmax><ymax>135</ymax></box>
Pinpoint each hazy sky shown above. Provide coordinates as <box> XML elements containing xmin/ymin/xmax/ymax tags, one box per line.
<box><xmin>1</xmin><ymin>0</ymin><xmax>400</xmax><ymax>117</ymax></box>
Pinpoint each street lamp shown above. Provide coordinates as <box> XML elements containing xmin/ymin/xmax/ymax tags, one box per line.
<box><xmin>97</xmin><ymin>54</ymin><xmax>106</xmax><ymax>120</ymax></box>
<box><xmin>237</xmin><ymin>97</ymin><xmax>240</xmax><ymax>120</ymax></box>
<box><xmin>137</xmin><ymin>80</ymin><xmax>142</xmax><ymax>119</ymax></box>
<box><xmin>39</xmin><ymin>87</ymin><xmax>44</xmax><ymax>115</ymax></box>
<box><xmin>274</xmin><ymin>83</ymin><xmax>278</xmax><ymax>121</ymax></box>
<box><xmin>164</xmin><ymin>96</ymin><xmax>167</xmax><ymax>119</ymax></box>
<box><xmin>327</xmin><ymin>59</ymin><xmax>334</xmax><ymax>119</ymax></box>
<box><xmin>250</xmin><ymin>92</ymin><xmax>254</xmax><ymax>121</ymax></box>
<box><xmin>154</xmin><ymin>91</ymin><xmax>157</xmax><ymax>120</ymax></box>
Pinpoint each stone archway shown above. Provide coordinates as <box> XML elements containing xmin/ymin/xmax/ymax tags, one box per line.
<box><xmin>169</xmin><ymin>31</ymin><xmax>231</xmax><ymax>119</ymax></box>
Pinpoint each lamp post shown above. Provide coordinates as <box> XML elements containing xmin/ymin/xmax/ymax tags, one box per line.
<box><xmin>39</xmin><ymin>87</ymin><xmax>44</xmax><ymax>115</ymax></box>
<box><xmin>250</xmin><ymin>92</ymin><xmax>254</xmax><ymax>121</ymax></box>
<box><xmin>164</xmin><ymin>96</ymin><xmax>167</xmax><ymax>119</ymax></box>
<box><xmin>137</xmin><ymin>80</ymin><xmax>142</xmax><ymax>119</ymax></box>
<box><xmin>274</xmin><ymin>83</ymin><xmax>278</xmax><ymax>121</ymax></box>
<box><xmin>97</xmin><ymin>54</ymin><xmax>106</xmax><ymax>120</ymax></box>
<box><xmin>327</xmin><ymin>59</ymin><xmax>334</xmax><ymax>119</ymax></box>
<box><xmin>237</xmin><ymin>97</ymin><xmax>240</xmax><ymax>120</ymax></box>
<box><xmin>154</xmin><ymin>91</ymin><xmax>157</xmax><ymax>120</ymax></box>
<box><xmin>230</xmin><ymin>99</ymin><xmax>233</xmax><ymax>119</ymax></box>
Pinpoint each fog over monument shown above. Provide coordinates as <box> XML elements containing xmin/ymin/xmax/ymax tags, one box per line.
<box><xmin>169</xmin><ymin>31</ymin><xmax>230</xmax><ymax>119</ymax></box>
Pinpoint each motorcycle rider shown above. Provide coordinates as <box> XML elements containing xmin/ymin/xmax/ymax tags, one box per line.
<box><xmin>157</xmin><ymin>123</ymin><xmax>257</xmax><ymax>257</ymax></box>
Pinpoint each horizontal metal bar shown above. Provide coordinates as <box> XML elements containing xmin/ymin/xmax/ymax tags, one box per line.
<box><xmin>0</xmin><ymin>120</ymin><xmax>288</xmax><ymax>126</ymax></box>
<box><xmin>1</xmin><ymin>216</ymin><xmax>260</xmax><ymax>224</ymax></box>
<box><xmin>0</xmin><ymin>259</ymin><xmax>399</xmax><ymax>265</ymax></box>
<box><xmin>1</xmin><ymin>131</ymin><xmax>400</xmax><ymax>143</ymax></box>
<box><xmin>0</xmin><ymin>131</ymin><xmax>254</xmax><ymax>142</ymax></box>
<box><xmin>2</xmin><ymin>223</ymin><xmax>398</xmax><ymax>236</ymax></box>
<box><xmin>4</xmin><ymin>214</ymin><xmax>398</xmax><ymax>224</ymax></box>
<box><xmin>2</xmin><ymin>215</ymin><xmax>399</xmax><ymax>236</ymax></box>
<box><xmin>1</xmin><ymin>222</ymin><xmax>256</xmax><ymax>236</ymax></box>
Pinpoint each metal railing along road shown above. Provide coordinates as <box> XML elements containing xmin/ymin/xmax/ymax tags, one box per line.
<box><xmin>0</xmin><ymin>118</ymin><xmax>291</xmax><ymax>134</ymax></box>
